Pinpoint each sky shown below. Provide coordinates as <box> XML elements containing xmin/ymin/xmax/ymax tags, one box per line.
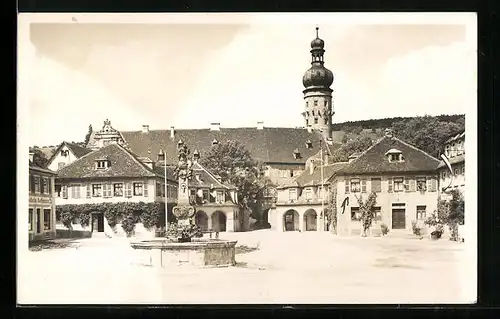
<box><xmin>19</xmin><ymin>13</ymin><xmax>477</xmax><ymax>146</ymax></box>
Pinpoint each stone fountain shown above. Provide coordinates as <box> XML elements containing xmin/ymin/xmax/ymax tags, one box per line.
<box><xmin>130</xmin><ymin>141</ymin><xmax>237</xmax><ymax>267</ymax></box>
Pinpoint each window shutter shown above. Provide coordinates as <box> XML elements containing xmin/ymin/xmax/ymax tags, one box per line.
<box><xmin>144</xmin><ymin>182</ymin><xmax>149</xmax><ymax>198</ymax></box>
<box><xmin>30</xmin><ymin>175</ymin><xmax>34</xmax><ymax>193</ymax></box>
<box><xmin>86</xmin><ymin>184</ymin><xmax>91</xmax><ymax>198</ymax></box>
<box><xmin>430</xmin><ymin>178</ymin><xmax>437</xmax><ymax>192</ymax></box>
<box><xmin>409</xmin><ymin>179</ymin><xmax>416</xmax><ymax>192</ymax></box>
<box><xmin>361</xmin><ymin>179</ymin><xmax>367</xmax><ymax>193</ymax></box>
<box><xmin>48</xmin><ymin>178</ymin><xmax>52</xmax><ymax>194</ymax></box>
<box><xmin>62</xmin><ymin>185</ymin><xmax>68</xmax><ymax>199</ymax></box>
<box><xmin>427</xmin><ymin>178</ymin><xmax>433</xmax><ymax>192</ymax></box>
<box><xmin>345</xmin><ymin>179</ymin><xmax>350</xmax><ymax>194</ymax></box>
<box><xmin>388</xmin><ymin>177</ymin><xmax>393</xmax><ymax>193</ymax></box>
<box><xmin>126</xmin><ymin>183</ymin><xmax>132</xmax><ymax>198</ymax></box>
<box><xmin>404</xmin><ymin>178</ymin><xmax>410</xmax><ymax>192</ymax></box>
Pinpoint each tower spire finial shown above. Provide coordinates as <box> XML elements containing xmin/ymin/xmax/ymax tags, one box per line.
<box><xmin>316</xmin><ymin>26</ymin><xmax>319</xmax><ymax>38</ymax></box>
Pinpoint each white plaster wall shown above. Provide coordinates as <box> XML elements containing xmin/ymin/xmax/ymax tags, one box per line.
<box><xmin>47</xmin><ymin>145</ymin><xmax>79</xmax><ymax>171</ymax></box>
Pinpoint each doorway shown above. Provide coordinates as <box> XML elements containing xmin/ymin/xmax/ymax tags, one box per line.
<box><xmin>211</xmin><ymin>211</ymin><xmax>227</xmax><ymax>232</ymax></box>
<box><xmin>391</xmin><ymin>209</ymin><xmax>406</xmax><ymax>229</ymax></box>
<box><xmin>283</xmin><ymin>210</ymin><xmax>299</xmax><ymax>231</ymax></box>
<box><xmin>92</xmin><ymin>213</ymin><xmax>105</xmax><ymax>232</ymax></box>
<box><xmin>36</xmin><ymin>208</ymin><xmax>41</xmax><ymax>233</ymax></box>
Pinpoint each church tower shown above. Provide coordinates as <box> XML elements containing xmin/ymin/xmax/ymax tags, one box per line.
<box><xmin>302</xmin><ymin>27</ymin><xmax>334</xmax><ymax>139</ymax></box>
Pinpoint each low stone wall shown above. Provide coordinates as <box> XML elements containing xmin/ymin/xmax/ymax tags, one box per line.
<box><xmin>56</xmin><ymin>229</ymin><xmax>92</xmax><ymax>239</ymax></box>
<box><xmin>131</xmin><ymin>239</ymin><xmax>237</xmax><ymax>268</ymax></box>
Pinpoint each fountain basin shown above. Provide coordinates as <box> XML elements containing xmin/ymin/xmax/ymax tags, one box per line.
<box><xmin>130</xmin><ymin>238</ymin><xmax>237</xmax><ymax>268</ymax></box>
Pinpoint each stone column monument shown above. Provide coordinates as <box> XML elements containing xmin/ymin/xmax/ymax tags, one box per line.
<box><xmin>172</xmin><ymin>140</ymin><xmax>196</xmax><ymax>227</ymax></box>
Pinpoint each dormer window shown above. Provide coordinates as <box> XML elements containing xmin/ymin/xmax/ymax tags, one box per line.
<box><xmin>60</xmin><ymin>150</ymin><xmax>69</xmax><ymax>157</ymax></box>
<box><xmin>212</xmin><ymin>139</ymin><xmax>219</xmax><ymax>146</ymax></box>
<box><xmin>95</xmin><ymin>159</ymin><xmax>110</xmax><ymax>170</ymax></box>
<box><xmin>385</xmin><ymin>149</ymin><xmax>404</xmax><ymax>163</ymax></box>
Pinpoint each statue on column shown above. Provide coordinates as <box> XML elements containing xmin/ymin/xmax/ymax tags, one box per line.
<box><xmin>172</xmin><ymin>141</ymin><xmax>196</xmax><ymax>226</ymax></box>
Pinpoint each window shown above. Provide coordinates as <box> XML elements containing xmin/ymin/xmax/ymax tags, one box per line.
<box><xmin>305</xmin><ymin>101</ymin><xmax>308</xmax><ymax>107</ymax></box>
<box><xmin>441</xmin><ymin>171</ymin><xmax>447</xmax><ymax>179</ymax></box>
<box><xmin>103</xmin><ymin>184</ymin><xmax>112</xmax><ymax>198</ymax></box>
<box><xmin>29</xmin><ymin>209</ymin><xmax>33</xmax><ymax>231</ymax></box>
<box><xmin>289</xmin><ymin>170</ymin><xmax>294</xmax><ymax>177</ymax></box>
<box><xmin>416</xmin><ymin>206</ymin><xmax>427</xmax><ymax>220</ymax></box>
<box><xmin>305</xmin><ymin>119</ymin><xmax>309</xmax><ymax>126</ymax></box>
<box><xmin>133</xmin><ymin>182</ymin><xmax>143</xmax><ymax>196</ymax></box>
<box><xmin>350</xmin><ymin>178</ymin><xmax>361</xmax><ymax>193</ymax></box>
<box><xmin>96</xmin><ymin>160</ymin><xmax>109</xmax><ymax>169</ymax></box>
<box><xmin>71</xmin><ymin>184</ymin><xmax>81</xmax><ymax>199</ymax></box>
<box><xmin>389</xmin><ymin>154</ymin><xmax>399</xmax><ymax>162</ymax></box>
<box><xmin>29</xmin><ymin>175</ymin><xmax>33</xmax><ymax>193</ymax></box>
<box><xmin>43</xmin><ymin>209</ymin><xmax>51</xmax><ymax>230</ymax></box>
<box><xmin>156</xmin><ymin>183</ymin><xmax>162</xmax><ymax>197</ymax></box>
<box><xmin>324</xmin><ymin>100</ymin><xmax>328</xmax><ymax>106</ymax></box>
<box><xmin>42</xmin><ymin>178</ymin><xmax>48</xmax><ymax>194</ymax></box>
<box><xmin>416</xmin><ymin>177</ymin><xmax>427</xmax><ymax>192</ymax></box>
<box><xmin>314</xmin><ymin>100</ymin><xmax>318</xmax><ymax>106</ymax></box>
<box><xmin>114</xmin><ymin>183</ymin><xmax>124</xmax><ymax>197</ymax></box>
<box><xmin>393</xmin><ymin>177</ymin><xmax>404</xmax><ymax>192</ymax></box>
<box><xmin>58</xmin><ymin>162</ymin><xmax>65</xmax><ymax>169</ymax></box>
<box><xmin>371</xmin><ymin>178</ymin><xmax>381</xmax><ymax>193</ymax></box>
<box><xmin>305</xmin><ymin>188</ymin><xmax>313</xmax><ymax>200</ymax></box>
<box><xmin>462</xmin><ymin>165</ymin><xmax>465</xmax><ymax>175</ymax></box>
<box><xmin>351</xmin><ymin>207</ymin><xmax>361</xmax><ymax>221</ymax></box>
<box><xmin>216</xmin><ymin>191</ymin><xmax>225</xmax><ymax>203</ymax></box>
<box><xmin>34</xmin><ymin>176</ymin><xmax>40</xmax><ymax>193</ymax></box>
<box><xmin>92</xmin><ymin>184</ymin><xmax>102</xmax><ymax>197</ymax></box>
<box><xmin>454</xmin><ymin>168</ymin><xmax>459</xmax><ymax>175</ymax></box>
<box><xmin>289</xmin><ymin>189</ymin><xmax>297</xmax><ymax>201</ymax></box>
<box><xmin>202</xmin><ymin>189</ymin><xmax>210</xmax><ymax>202</ymax></box>
<box><xmin>314</xmin><ymin>118</ymin><xmax>318</xmax><ymax>124</ymax></box>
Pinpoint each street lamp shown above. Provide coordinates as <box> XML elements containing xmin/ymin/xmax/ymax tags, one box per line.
<box><xmin>158</xmin><ymin>149</ymin><xmax>168</xmax><ymax>233</ymax></box>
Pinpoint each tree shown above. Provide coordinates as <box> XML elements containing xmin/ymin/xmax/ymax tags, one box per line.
<box><xmin>428</xmin><ymin>189</ymin><xmax>464</xmax><ymax>241</ymax></box>
<box><xmin>200</xmin><ymin>140</ymin><xmax>273</xmax><ymax>220</ymax></box>
<box><xmin>84</xmin><ymin>124</ymin><xmax>93</xmax><ymax>146</ymax></box>
<box><xmin>30</xmin><ymin>148</ymin><xmax>49</xmax><ymax>168</ymax></box>
<box><xmin>355</xmin><ymin>192</ymin><xmax>378</xmax><ymax>237</ymax></box>
<box><xmin>391</xmin><ymin>115</ymin><xmax>464</xmax><ymax>158</ymax></box>
<box><xmin>330</xmin><ymin>136</ymin><xmax>374</xmax><ymax>163</ymax></box>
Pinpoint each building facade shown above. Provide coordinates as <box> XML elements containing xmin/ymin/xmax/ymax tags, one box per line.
<box><xmin>46</xmin><ymin>141</ymin><xmax>92</xmax><ymax>171</ymax></box>
<box><xmin>54</xmin><ymin>143</ymin><xmax>178</xmax><ymax>237</ymax></box>
<box><xmin>29</xmin><ymin>156</ymin><xmax>57</xmax><ymax>241</ymax></box>
<box><xmin>438</xmin><ymin>131</ymin><xmax>465</xmax><ymax>194</ymax></box>
<box><xmin>188</xmin><ymin>161</ymin><xmax>242</xmax><ymax>232</ymax></box>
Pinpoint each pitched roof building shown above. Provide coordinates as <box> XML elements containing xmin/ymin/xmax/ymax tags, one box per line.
<box><xmin>46</xmin><ymin>141</ymin><xmax>93</xmax><ymax>171</ymax></box>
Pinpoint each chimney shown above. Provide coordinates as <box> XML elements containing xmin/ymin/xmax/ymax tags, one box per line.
<box><xmin>210</xmin><ymin>122</ymin><xmax>220</xmax><ymax>131</ymax></box>
<box><xmin>142</xmin><ymin>125</ymin><xmax>149</xmax><ymax>133</ymax></box>
<box><xmin>384</xmin><ymin>128</ymin><xmax>393</xmax><ymax>138</ymax></box>
<box><xmin>257</xmin><ymin>121</ymin><xmax>264</xmax><ymax>130</ymax></box>
<box><xmin>29</xmin><ymin>152</ymin><xmax>34</xmax><ymax>162</ymax></box>
<box><xmin>170</xmin><ymin>126</ymin><xmax>175</xmax><ymax>139</ymax></box>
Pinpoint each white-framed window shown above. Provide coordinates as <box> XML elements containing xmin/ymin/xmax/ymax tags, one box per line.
<box><xmin>103</xmin><ymin>184</ymin><xmax>113</xmax><ymax>198</ymax></box>
<box><xmin>62</xmin><ymin>185</ymin><xmax>68</xmax><ymax>199</ymax></box>
<box><xmin>416</xmin><ymin>177</ymin><xmax>427</xmax><ymax>192</ymax></box>
<box><xmin>314</xmin><ymin>118</ymin><xmax>318</xmax><ymax>124</ymax></box>
<box><xmin>71</xmin><ymin>184</ymin><xmax>81</xmax><ymax>199</ymax></box>
<box><xmin>42</xmin><ymin>177</ymin><xmax>49</xmax><ymax>194</ymax></box>
<box><xmin>454</xmin><ymin>168</ymin><xmax>459</xmax><ymax>175</ymax></box>
<box><xmin>350</xmin><ymin>178</ymin><xmax>361</xmax><ymax>193</ymax></box>
<box><xmin>114</xmin><ymin>183</ymin><xmax>123</xmax><ymax>197</ymax></box>
<box><xmin>351</xmin><ymin>207</ymin><xmax>361</xmax><ymax>221</ymax></box>
<box><xmin>96</xmin><ymin>160</ymin><xmax>109</xmax><ymax>169</ymax></box>
<box><xmin>462</xmin><ymin>165</ymin><xmax>465</xmax><ymax>175</ymax></box>
<box><xmin>314</xmin><ymin>100</ymin><xmax>318</xmax><ymax>106</ymax></box>
<box><xmin>92</xmin><ymin>184</ymin><xmax>102</xmax><ymax>197</ymax></box>
<box><xmin>34</xmin><ymin>176</ymin><xmax>40</xmax><ymax>193</ymax></box>
<box><xmin>58</xmin><ymin>162</ymin><xmax>65</xmax><ymax>169</ymax></box>
<box><xmin>374</xmin><ymin>207</ymin><xmax>382</xmax><ymax>221</ymax></box>
<box><xmin>305</xmin><ymin>188</ymin><xmax>313</xmax><ymax>200</ymax></box>
<box><xmin>133</xmin><ymin>182</ymin><xmax>143</xmax><ymax>196</ymax></box>
<box><xmin>416</xmin><ymin>205</ymin><xmax>427</xmax><ymax>220</ymax></box>
<box><xmin>289</xmin><ymin>188</ymin><xmax>297</xmax><ymax>201</ymax></box>
<box><xmin>393</xmin><ymin>177</ymin><xmax>404</xmax><ymax>192</ymax></box>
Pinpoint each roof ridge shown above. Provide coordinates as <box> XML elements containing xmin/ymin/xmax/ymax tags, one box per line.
<box><xmin>192</xmin><ymin>162</ymin><xmax>232</xmax><ymax>189</ymax></box>
<box><xmin>343</xmin><ymin>136</ymin><xmax>387</xmax><ymax>169</ymax></box>
<box><xmin>56</xmin><ymin>144</ymin><xmax>97</xmax><ymax>172</ymax></box>
<box><xmin>392</xmin><ymin>136</ymin><xmax>440</xmax><ymax>163</ymax></box>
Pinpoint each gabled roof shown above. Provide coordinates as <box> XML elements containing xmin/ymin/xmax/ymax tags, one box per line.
<box><xmin>56</xmin><ymin>143</ymin><xmax>175</xmax><ymax>181</ymax></box>
<box><xmin>47</xmin><ymin>141</ymin><xmax>93</xmax><ymax>164</ymax></box>
<box><xmin>189</xmin><ymin>162</ymin><xmax>236</xmax><ymax>190</ymax></box>
<box><xmin>29</xmin><ymin>160</ymin><xmax>57</xmax><ymax>175</ymax></box>
<box><xmin>337</xmin><ymin>135</ymin><xmax>441</xmax><ymax>175</ymax></box>
<box><xmin>119</xmin><ymin>127</ymin><xmax>338</xmax><ymax>165</ymax></box>
<box><xmin>289</xmin><ymin>162</ymin><xmax>349</xmax><ymax>188</ymax></box>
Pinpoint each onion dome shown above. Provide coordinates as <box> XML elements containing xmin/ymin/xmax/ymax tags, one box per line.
<box><xmin>302</xmin><ymin>27</ymin><xmax>333</xmax><ymax>89</ymax></box>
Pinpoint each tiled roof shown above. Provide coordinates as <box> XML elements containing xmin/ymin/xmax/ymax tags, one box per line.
<box><xmin>29</xmin><ymin>160</ymin><xmax>57</xmax><ymax>175</ymax></box>
<box><xmin>189</xmin><ymin>162</ymin><xmax>236</xmax><ymax>189</ymax></box>
<box><xmin>291</xmin><ymin>162</ymin><xmax>349</xmax><ymax>187</ymax></box>
<box><xmin>56</xmin><ymin>143</ymin><xmax>174</xmax><ymax>180</ymax></box>
<box><xmin>120</xmin><ymin>127</ymin><xmax>336</xmax><ymax>165</ymax></box>
<box><xmin>47</xmin><ymin>141</ymin><xmax>93</xmax><ymax>164</ymax></box>
<box><xmin>437</xmin><ymin>154</ymin><xmax>465</xmax><ymax>168</ymax></box>
<box><xmin>337</xmin><ymin>136</ymin><xmax>441</xmax><ymax>175</ymax></box>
